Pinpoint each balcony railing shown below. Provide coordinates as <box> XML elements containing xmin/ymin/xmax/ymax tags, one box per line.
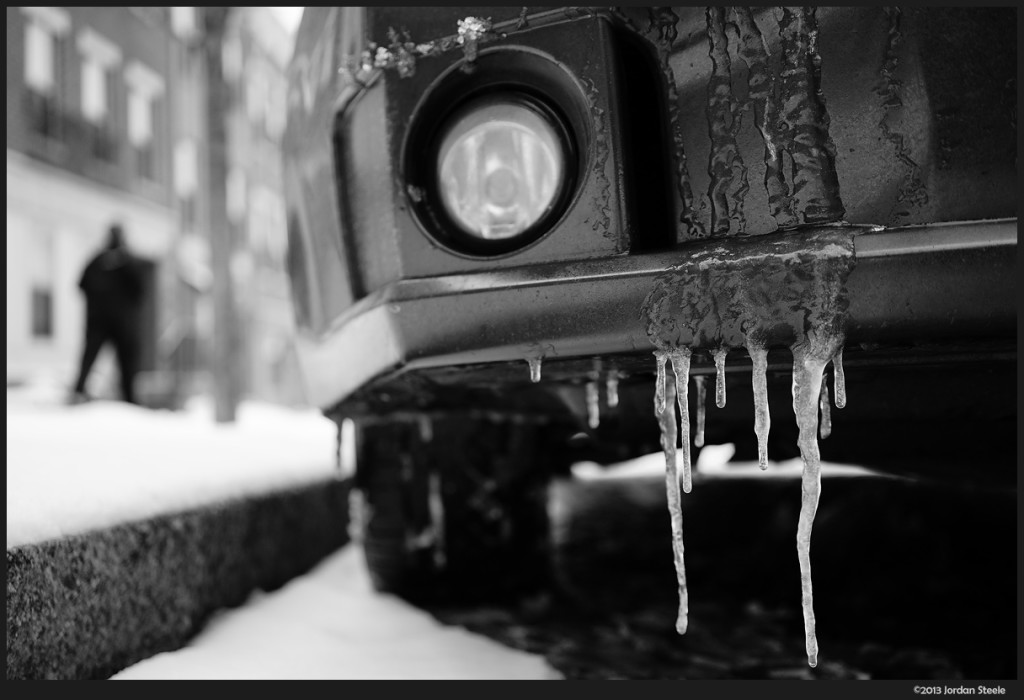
<box><xmin>24</xmin><ymin>90</ymin><xmax>64</xmax><ymax>142</ymax></box>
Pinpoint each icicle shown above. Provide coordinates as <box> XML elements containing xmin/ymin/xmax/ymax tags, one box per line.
<box><xmin>791</xmin><ymin>346</ymin><xmax>829</xmax><ymax>668</ymax></box>
<box><xmin>586</xmin><ymin>381</ymin><xmax>601</xmax><ymax>429</ymax></box>
<box><xmin>418</xmin><ymin>415</ymin><xmax>433</xmax><ymax>443</ymax></box>
<box><xmin>606</xmin><ymin>370</ymin><xmax>620</xmax><ymax>408</ymax></box>
<box><xmin>654</xmin><ymin>350</ymin><xmax>668</xmax><ymax>414</ymax></box>
<box><xmin>833</xmin><ymin>348</ymin><xmax>846</xmax><ymax>408</ymax></box>
<box><xmin>713</xmin><ymin>347</ymin><xmax>728</xmax><ymax>408</ymax></box>
<box><xmin>819</xmin><ymin>375</ymin><xmax>831</xmax><ymax>439</ymax></box>
<box><xmin>428</xmin><ymin>470</ymin><xmax>446</xmax><ymax>569</ymax></box>
<box><xmin>694</xmin><ymin>375</ymin><xmax>707</xmax><ymax>448</ymax></box>
<box><xmin>527</xmin><ymin>356</ymin><xmax>542</xmax><ymax>383</ymax></box>
<box><xmin>655</xmin><ymin>375</ymin><xmax>688</xmax><ymax>635</ymax></box>
<box><xmin>669</xmin><ymin>347</ymin><xmax>693</xmax><ymax>494</ymax></box>
<box><xmin>748</xmin><ymin>344</ymin><xmax>771</xmax><ymax>470</ymax></box>
<box><xmin>656</xmin><ymin>365</ymin><xmax>678</xmax><ymax>475</ymax></box>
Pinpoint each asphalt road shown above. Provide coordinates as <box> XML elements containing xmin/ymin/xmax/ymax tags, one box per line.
<box><xmin>420</xmin><ymin>467</ymin><xmax>1017</xmax><ymax>680</ymax></box>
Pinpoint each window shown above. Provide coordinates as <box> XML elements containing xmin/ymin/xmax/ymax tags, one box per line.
<box><xmin>246</xmin><ymin>59</ymin><xmax>269</xmax><ymax>129</ymax></box>
<box><xmin>179</xmin><ymin>194</ymin><xmax>198</xmax><ymax>232</ymax></box>
<box><xmin>77</xmin><ymin>28</ymin><xmax>121</xmax><ymax>161</ymax></box>
<box><xmin>21</xmin><ymin>7</ymin><xmax>70</xmax><ymax>141</ymax></box>
<box><xmin>171</xmin><ymin>7</ymin><xmax>197</xmax><ymax>40</ymax></box>
<box><xmin>222</xmin><ymin>35</ymin><xmax>243</xmax><ymax>82</ymax></box>
<box><xmin>227</xmin><ymin>167</ymin><xmax>247</xmax><ymax>224</ymax></box>
<box><xmin>81</xmin><ymin>60</ymin><xmax>107</xmax><ymax>122</ymax></box>
<box><xmin>174</xmin><ymin>139</ymin><xmax>198</xmax><ymax>197</ymax></box>
<box><xmin>125</xmin><ymin>61</ymin><xmax>165</xmax><ymax>181</ymax></box>
<box><xmin>31</xmin><ymin>288</ymin><xmax>54</xmax><ymax>338</ymax></box>
<box><xmin>247</xmin><ymin>187</ymin><xmax>286</xmax><ymax>265</ymax></box>
<box><xmin>128</xmin><ymin>90</ymin><xmax>155</xmax><ymax>178</ymax></box>
<box><xmin>266</xmin><ymin>79</ymin><xmax>287</xmax><ymax>141</ymax></box>
<box><xmin>175</xmin><ymin>139</ymin><xmax>199</xmax><ymax>230</ymax></box>
<box><xmin>28</xmin><ymin>231</ymin><xmax>55</xmax><ymax>339</ymax></box>
<box><xmin>25</xmin><ymin>22</ymin><xmax>56</xmax><ymax>93</ymax></box>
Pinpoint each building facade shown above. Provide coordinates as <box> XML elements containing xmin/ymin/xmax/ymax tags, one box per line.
<box><xmin>220</xmin><ymin>8</ymin><xmax>306</xmax><ymax>406</ymax></box>
<box><xmin>6</xmin><ymin>6</ymin><xmax>303</xmax><ymax>408</ymax></box>
<box><xmin>6</xmin><ymin>6</ymin><xmax>206</xmax><ymax>404</ymax></box>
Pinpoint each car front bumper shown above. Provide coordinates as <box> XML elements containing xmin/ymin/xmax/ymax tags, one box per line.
<box><xmin>295</xmin><ymin>219</ymin><xmax>1016</xmax><ymax>412</ymax></box>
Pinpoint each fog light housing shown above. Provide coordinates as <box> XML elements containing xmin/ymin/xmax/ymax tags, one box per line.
<box><xmin>412</xmin><ymin>91</ymin><xmax>574</xmax><ymax>256</ymax></box>
<box><xmin>437</xmin><ymin>97</ymin><xmax>567</xmax><ymax>244</ymax></box>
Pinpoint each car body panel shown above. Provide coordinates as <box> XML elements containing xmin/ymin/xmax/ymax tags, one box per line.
<box><xmin>282</xmin><ymin>6</ymin><xmax>1016</xmax><ymax>416</ymax></box>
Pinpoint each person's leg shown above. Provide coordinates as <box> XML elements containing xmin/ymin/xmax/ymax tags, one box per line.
<box><xmin>73</xmin><ymin>322</ymin><xmax>107</xmax><ymax>397</ymax></box>
<box><xmin>112</xmin><ymin>325</ymin><xmax>141</xmax><ymax>404</ymax></box>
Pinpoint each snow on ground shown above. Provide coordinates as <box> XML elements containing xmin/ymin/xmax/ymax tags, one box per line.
<box><xmin>7</xmin><ymin>378</ymin><xmax>339</xmax><ymax>549</ymax></box>
<box><xmin>6</xmin><ymin>377</ymin><xmax>561</xmax><ymax>680</ymax></box>
<box><xmin>111</xmin><ymin>545</ymin><xmax>560</xmax><ymax>680</ymax></box>
<box><xmin>571</xmin><ymin>442</ymin><xmax>884</xmax><ymax>481</ymax></box>
<box><xmin>7</xmin><ymin>374</ymin><xmax>875</xmax><ymax>680</ymax></box>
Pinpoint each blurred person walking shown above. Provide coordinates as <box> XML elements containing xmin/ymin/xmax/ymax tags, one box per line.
<box><xmin>70</xmin><ymin>223</ymin><xmax>145</xmax><ymax>405</ymax></box>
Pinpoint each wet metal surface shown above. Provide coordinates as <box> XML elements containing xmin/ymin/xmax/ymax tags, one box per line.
<box><xmin>643</xmin><ymin>228</ymin><xmax>855</xmax><ymax>351</ymax></box>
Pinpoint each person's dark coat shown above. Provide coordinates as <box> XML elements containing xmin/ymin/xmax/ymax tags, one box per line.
<box><xmin>78</xmin><ymin>246</ymin><xmax>145</xmax><ymax>326</ymax></box>
<box><xmin>72</xmin><ymin>227</ymin><xmax>146</xmax><ymax>404</ymax></box>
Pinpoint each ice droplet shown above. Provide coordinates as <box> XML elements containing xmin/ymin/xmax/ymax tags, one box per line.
<box><xmin>833</xmin><ymin>348</ymin><xmax>846</xmax><ymax>408</ymax></box>
<box><xmin>791</xmin><ymin>346</ymin><xmax>828</xmax><ymax>668</ymax></box>
<box><xmin>527</xmin><ymin>356</ymin><xmax>542</xmax><ymax>383</ymax></box>
<box><xmin>586</xmin><ymin>381</ymin><xmax>601</xmax><ymax>429</ymax></box>
<box><xmin>654</xmin><ymin>350</ymin><xmax>668</xmax><ymax>414</ymax></box>
<box><xmin>606</xmin><ymin>371</ymin><xmax>620</xmax><ymax>408</ymax></box>
<box><xmin>670</xmin><ymin>348</ymin><xmax>693</xmax><ymax>494</ymax></box>
<box><xmin>713</xmin><ymin>347</ymin><xmax>728</xmax><ymax>408</ymax></box>
<box><xmin>748</xmin><ymin>344</ymin><xmax>771</xmax><ymax>470</ymax></box>
<box><xmin>694</xmin><ymin>375</ymin><xmax>707</xmax><ymax>448</ymax></box>
<box><xmin>655</xmin><ymin>372</ymin><xmax>688</xmax><ymax>635</ymax></box>
<box><xmin>818</xmin><ymin>374</ymin><xmax>831</xmax><ymax>439</ymax></box>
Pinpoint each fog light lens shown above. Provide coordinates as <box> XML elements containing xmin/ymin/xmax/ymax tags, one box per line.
<box><xmin>437</xmin><ymin>99</ymin><xmax>565</xmax><ymax>240</ymax></box>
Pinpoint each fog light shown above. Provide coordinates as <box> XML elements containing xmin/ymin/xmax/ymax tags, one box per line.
<box><xmin>436</xmin><ymin>97</ymin><xmax>566</xmax><ymax>241</ymax></box>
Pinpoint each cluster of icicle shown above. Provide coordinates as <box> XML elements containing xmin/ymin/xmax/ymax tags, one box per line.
<box><xmin>652</xmin><ymin>341</ymin><xmax>846</xmax><ymax>667</ymax></box>
<box><xmin>528</xmin><ymin>356</ymin><xmax>620</xmax><ymax>431</ymax></box>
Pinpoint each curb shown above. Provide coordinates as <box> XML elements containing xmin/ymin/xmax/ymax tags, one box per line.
<box><xmin>7</xmin><ymin>477</ymin><xmax>352</xmax><ymax>680</ymax></box>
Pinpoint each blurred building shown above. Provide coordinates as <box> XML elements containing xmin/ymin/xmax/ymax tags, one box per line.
<box><xmin>220</xmin><ymin>8</ymin><xmax>306</xmax><ymax>406</ymax></box>
<box><xmin>6</xmin><ymin>6</ymin><xmax>304</xmax><ymax>408</ymax></box>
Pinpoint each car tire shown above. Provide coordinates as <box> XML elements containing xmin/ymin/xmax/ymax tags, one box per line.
<box><xmin>352</xmin><ymin>414</ymin><xmax>573</xmax><ymax>605</ymax></box>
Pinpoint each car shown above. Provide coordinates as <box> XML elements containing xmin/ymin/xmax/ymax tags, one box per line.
<box><xmin>281</xmin><ymin>6</ymin><xmax>1016</xmax><ymax>668</ymax></box>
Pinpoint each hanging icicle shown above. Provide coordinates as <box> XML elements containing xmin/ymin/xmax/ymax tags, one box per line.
<box><xmin>527</xmin><ymin>356</ymin><xmax>542</xmax><ymax>383</ymax></box>
<box><xmin>606</xmin><ymin>370</ymin><xmax>620</xmax><ymax>408</ymax></box>
<box><xmin>586</xmin><ymin>380</ymin><xmax>601</xmax><ymax>429</ymax></box>
<box><xmin>833</xmin><ymin>347</ymin><xmax>846</xmax><ymax>408</ymax></box>
<box><xmin>669</xmin><ymin>347</ymin><xmax>693</xmax><ymax>493</ymax></box>
<box><xmin>748</xmin><ymin>343</ymin><xmax>771</xmax><ymax>470</ymax></box>
<box><xmin>694</xmin><ymin>374</ymin><xmax>707</xmax><ymax>448</ymax></box>
<box><xmin>713</xmin><ymin>347</ymin><xmax>728</xmax><ymax>408</ymax></box>
<box><xmin>655</xmin><ymin>368</ymin><xmax>688</xmax><ymax>635</ymax></box>
<box><xmin>790</xmin><ymin>345</ymin><xmax>830</xmax><ymax>668</ymax></box>
<box><xmin>654</xmin><ymin>350</ymin><xmax>668</xmax><ymax>414</ymax></box>
<box><xmin>819</xmin><ymin>374</ymin><xmax>831</xmax><ymax>439</ymax></box>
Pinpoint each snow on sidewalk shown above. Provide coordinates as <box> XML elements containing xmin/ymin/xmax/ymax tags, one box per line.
<box><xmin>7</xmin><ymin>384</ymin><xmax>339</xmax><ymax>549</ymax></box>
<box><xmin>7</xmin><ymin>380</ymin><xmax>561</xmax><ymax>680</ymax></box>
<box><xmin>111</xmin><ymin>545</ymin><xmax>562</xmax><ymax>680</ymax></box>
